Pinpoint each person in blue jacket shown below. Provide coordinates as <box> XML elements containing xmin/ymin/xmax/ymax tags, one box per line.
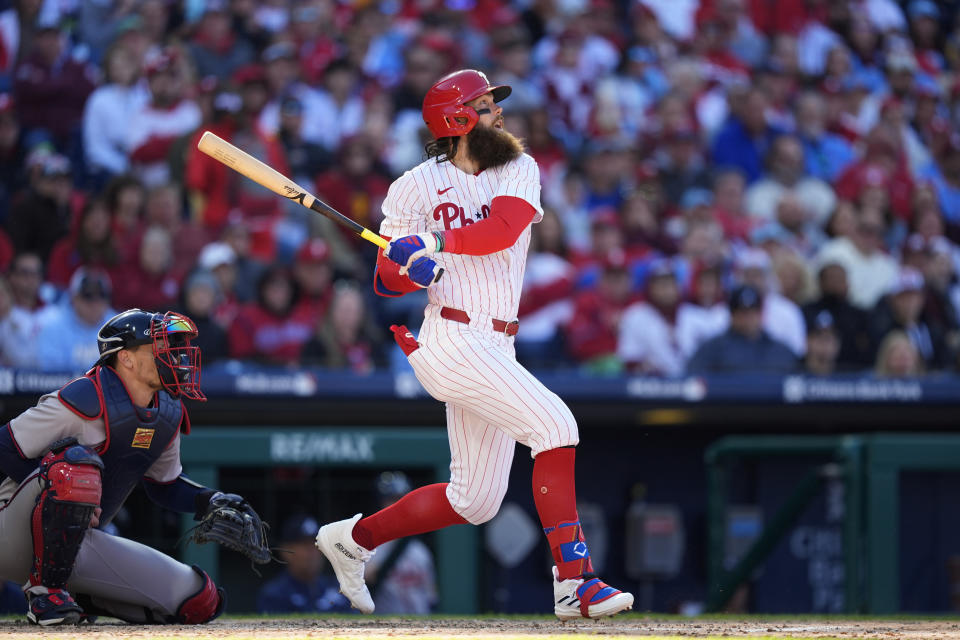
<box><xmin>257</xmin><ymin>514</ymin><xmax>354</xmax><ymax>614</ymax></box>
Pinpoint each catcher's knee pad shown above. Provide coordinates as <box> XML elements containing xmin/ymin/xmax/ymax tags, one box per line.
<box><xmin>176</xmin><ymin>566</ymin><xmax>225</xmax><ymax>624</ymax></box>
<box><xmin>30</xmin><ymin>438</ymin><xmax>104</xmax><ymax>589</ymax></box>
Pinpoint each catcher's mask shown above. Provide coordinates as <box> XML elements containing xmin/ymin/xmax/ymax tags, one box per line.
<box><xmin>97</xmin><ymin>309</ymin><xmax>206</xmax><ymax>401</ymax></box>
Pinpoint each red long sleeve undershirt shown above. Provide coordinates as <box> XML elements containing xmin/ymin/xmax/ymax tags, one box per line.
<box><xmin>373</xmin><ymin>196</ymin><xmax>537</xmax><ymax>297</ymax></box>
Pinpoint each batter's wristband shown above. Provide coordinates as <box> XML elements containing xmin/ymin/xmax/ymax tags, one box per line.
<box><xmin>432</xmin><ymin>231</ymin><xmax>445</xmax><ymax>252</ymax></box>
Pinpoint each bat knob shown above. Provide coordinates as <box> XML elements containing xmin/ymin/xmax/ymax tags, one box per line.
<box><xmin>433</xmin><ymin>267</ymin><xmax>445</xmax><ymax>283</ymax></box>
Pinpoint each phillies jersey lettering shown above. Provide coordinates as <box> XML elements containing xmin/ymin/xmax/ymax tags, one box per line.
<box><xmin>380</xmin><ymin>153</ymin><xmax>543</xmax><ymax>320</ymax></box>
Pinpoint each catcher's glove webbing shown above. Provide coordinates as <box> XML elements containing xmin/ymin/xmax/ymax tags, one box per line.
<box><xmin>184</xmin><ymin>492</ymin><xmax>278</xmax><ymax>571</ymax></box>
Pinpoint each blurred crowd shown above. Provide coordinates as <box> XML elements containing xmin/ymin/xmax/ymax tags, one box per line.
<box><xmin>0</xmin><ymin>0</ymin><xmax>959</xmax><ymax>378</ymax></box>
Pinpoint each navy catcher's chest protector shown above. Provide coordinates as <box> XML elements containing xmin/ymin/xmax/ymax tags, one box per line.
<box><xmin>60</xmin><ymin>367</ymin><xmax>183</xmax><ymax>526</ymax></box>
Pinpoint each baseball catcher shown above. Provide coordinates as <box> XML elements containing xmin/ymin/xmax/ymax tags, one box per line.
<box><xmin>0</xmin><ymin>309</ymin><xmax>271</xmax><ymax>625</ymax></box>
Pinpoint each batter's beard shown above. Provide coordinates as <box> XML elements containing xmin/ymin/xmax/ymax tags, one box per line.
<box><xmin>466</xmin><ymin>124</ymin><xmax>525</xmax><ymax>171</ymax></box>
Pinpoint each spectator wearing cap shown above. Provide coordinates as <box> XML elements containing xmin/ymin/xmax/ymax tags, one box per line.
<box><xmin>82</xmin><ymin>42</ymin><xmax>150</xmax><ymax>183</ymax></box>
<box><xmin>745</xmin><ymin>135</ymin><xmax>836</xmax><ymax>228</ymax></box>
<box><xmin>732</xmin><ymin>247</ymin><xmax>807</xmax><ymax>357</ymax></box>
<box><xmin>803</xmin><ymin>309</ymin><xmax>841</xmax><ymax>375</ymax></box>
<box><xmin>256</xmin><ymin>513</ymin><xmax>353</xmax><ymax>614</ymax></box>
<box><xmin>35</xmin><ymin>267</ymin><xmax>116</xmax><ymax>372</ymax></box>
<box><xmin>815</xmin><ymin>206</ymin><xmax>898</xmax><ymax>310</ymax></box>
<box><xmin>186</xmin><ymin>0</ymin><xmax>254</xmax><ymax>80</ymax></box>
<box><xmin>126</xmin><ymin>49</ymin><xmax>202</xmax><ymax>187</ymax></box>
<box><xmin>362</xmin><ymin>471</ymin><xmax>438</xmax><ymax>615</ymax></box>
<box><xmin>301</xmin><ymin>281</ymin><xmax>383</xmax><ymax>373</ymax></box>
<box><xmin>4</xmin><ymin>149</ymin><xmax>73</xmax><ymax>262</ymax></box>
<box><xmin>686</xmin><ymin>284</ymin><xmax>798</xmax><ymax>374</ymax></box>
<box><xmin>617</xmin><ymin>259</ymin><xmax>685</xmax><ymax>377</ymax></box>
<box><xmin>46</xmin><ymin>197</ymin><xmax>119</xmax><ymax>289</ymax></box>
<box><xmin>229</xmin><ymin>266</ymin><xmax>313</xmax><ymax>365</ymax></box>
<box><xmin>794</xmin><ymin>91</ymin><xmax>857</xmax><ymax>183</ymax></box>
<box><xmin>517</xmin><ymin>210</ymin><xmax>576</xmax><ymax>369</ymax></box>
<box><xmin>565</xmin><ymin>251</ymin><xmax>639</xmax><ymax>373</ymax></box>
<box><xmin>711</xmin><ymin>87</ymin><xmax>783</xmax><ymax>184</ymax></box>
<box><xmin>291</xmin><ymin>238</ymin><xmax>334</xmax><ymax>321</ymax></box>
<box><xmin>197</xmin><ymin>241</ymin><xmax>240</xmax><ymax>328</ymax></box>
<box><xmin>803</xmin><ymin>260</ymin><xmax>872</xmax><ymax>370</ymax></box>
<box><xmin>869</xmin><ymin>266</ymin><xmax>952</xmax><ymax>370</ymax></box>
<box><xmin>178</xmin><ymin>270</ymin><xmax>228</xmax><ymax>364</ymax></box>
<box><xmin>112</xmin><ymin>225</ymin><xmax>183</xmax><ymax>312</ymax></box>
<box><xmin>13</xmin><ymin>18</ymin><xmax>96</xmax><ymax>149</ymax></box>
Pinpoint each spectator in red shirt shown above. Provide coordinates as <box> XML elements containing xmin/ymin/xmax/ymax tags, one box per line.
<box><xmin>314</xmin><ymin>134</ymin><xmax>391</xmax><ymax>255</ymax></box>
<box><xmin>291</xmin><ymin>238</ymin><xmax>334</xmax><ymax>323</ymax></box>
<box><xmin>103</xmin><ymin>175</ymin><xmax>146</xmax><ymax>263</ymax></box>
<box><xmin>229</xmin><ymin>266</ymin><xmax>313</xmax><ymax>365</ymax></box>
<box><xmin>565</xmin><ymin>251</ymin><xmax>638</xmax><ymax>373</ymax></box>
<box><xmin>14</xmin><ymin>20</ymin><xmax>96</xmax><ymax>149</ymax></box>
<box><xmin>47</xmin><ymin>197</ymin><xmax>120</xmax><ymax>289</ymax></box>
<box><xmin>112</xmin><ymin>225</ymin><xmax>182</xmax><ymax>311</ymax></box>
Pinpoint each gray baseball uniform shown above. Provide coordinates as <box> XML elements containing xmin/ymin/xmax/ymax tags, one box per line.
<box><xmin>0</xmin><ymin>390</ymin><xmax>203</xmax><ymax>622</ymax></box>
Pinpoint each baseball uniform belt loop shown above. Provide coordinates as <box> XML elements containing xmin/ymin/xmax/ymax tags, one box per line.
<box><xmin>440</xmin><ymin>306</ymin><xmax>519</xmax><ymax>336</ymax></box>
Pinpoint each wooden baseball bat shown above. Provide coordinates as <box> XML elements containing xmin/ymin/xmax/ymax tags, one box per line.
<box><xmin>196</xmin><ymin>131</ymin><xmax>443</xmax><ymax>282</ymax></box>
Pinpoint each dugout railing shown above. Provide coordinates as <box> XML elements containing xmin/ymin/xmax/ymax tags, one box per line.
<box><xmin>706</xmin><ymin>434</ymin><xmax>960</xmax><ymax>614</ymax></box>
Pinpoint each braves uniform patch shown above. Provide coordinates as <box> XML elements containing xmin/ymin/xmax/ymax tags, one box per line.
<box><xmin>131</xmin><ymin>428</ymin><xmax>155</xmax><ymax>449</ymax></box>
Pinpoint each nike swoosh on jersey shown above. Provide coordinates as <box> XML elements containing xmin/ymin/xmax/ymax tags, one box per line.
<box><xmin>437</xmin><ymin>187</ymin><xmax>454</xmax><ymax>195</ymax></box>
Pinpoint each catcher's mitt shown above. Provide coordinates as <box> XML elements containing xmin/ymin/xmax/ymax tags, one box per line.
<box><xmin>186</xmin><ymin>492</ymin><xmax>275</xmax><ymax>567</ymax></box>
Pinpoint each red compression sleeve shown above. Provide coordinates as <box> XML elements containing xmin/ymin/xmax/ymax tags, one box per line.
<box><xmin>442</xmin><ymin>196</ymin><xmax>536</xmax><ymax>255</ymax></box>
<box><xmin>373</xmin><ymin>235</ymin><xmax>420</xmax><ymax>297</ymax></box>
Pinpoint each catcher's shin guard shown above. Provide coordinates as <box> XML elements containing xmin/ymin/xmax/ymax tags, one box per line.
<box><xmin>29</xmin><ymin>438</ymin><xmax>104</xmax><ymax>590</ymax></box>
<box><xmin>176</xmin><ymin>566</ymin><xmax>225</xmax><ymax>624</ymax></box>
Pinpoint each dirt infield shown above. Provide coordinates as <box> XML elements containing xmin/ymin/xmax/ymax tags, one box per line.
<box><xmin>3</xmin><ymin>616</ymin><xmax>960</xmax><ymax>639</ymax></box>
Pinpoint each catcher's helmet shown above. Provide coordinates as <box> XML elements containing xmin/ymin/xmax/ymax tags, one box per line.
<box><xmin>422</xmin><ymin>69</ymin><xmax>511</xmax><ymax>139</ymax></box>
<box><xmin>96</xmin><ymin>309</ymin><xmax>205</xmax><ymax>400</ymax></box>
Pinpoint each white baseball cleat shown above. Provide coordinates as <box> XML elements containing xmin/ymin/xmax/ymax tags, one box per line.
<box><xmin>315</xmin><ymin>513</ymin><xmax>376</xmax><ymax>614</ymax></box>
<box><xmin>552</xmin><ymin>566</ymin><xmax>634</xmax><ymax>620</ymax></box>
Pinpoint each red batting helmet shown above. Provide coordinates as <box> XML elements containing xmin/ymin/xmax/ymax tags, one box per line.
<box><xmin>422</xmin><ymin>69</ymin><xmax>512</xmax><ymax>139</ymax></box>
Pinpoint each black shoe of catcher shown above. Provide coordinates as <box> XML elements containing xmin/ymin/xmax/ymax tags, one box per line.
<box><xmin>25</xmin><ymin>585</ymin><xmax>83</xmax><ymax>626</ymax></box>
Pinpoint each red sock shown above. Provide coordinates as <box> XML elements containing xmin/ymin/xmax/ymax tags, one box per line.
<box><xmin>351</xmin><ymin>483</ymin><xmax>467</xmax><ymax>549</ymax></box>
<box><xmin>532</xmin><ymin>447</ymin><xmax>578</xmax><ymax>527</ymax></box>
<box><xmin>534</xmin><ymin>447</ymin><xmax>593</xmax><ymax>580</ymax></box>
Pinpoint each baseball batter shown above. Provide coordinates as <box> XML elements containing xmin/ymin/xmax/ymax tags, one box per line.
<box><xmin>316</xmin><ymin>69</ymin><xmax>634</xmax><ymax>620</ymax></box>
<box><xmin>0</xmin><ymin>309</ymin><xmax>265</xmax><ymax>625</ymax></box>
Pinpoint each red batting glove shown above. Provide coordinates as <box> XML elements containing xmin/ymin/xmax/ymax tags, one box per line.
<box><xmin>390</xmin><ymin>324</ymin><xmax>420</xmax><ymax>356</ymax></box>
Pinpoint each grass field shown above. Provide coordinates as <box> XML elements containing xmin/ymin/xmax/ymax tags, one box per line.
<box><xmin>1</xmin><ymin>613</ymin><xmax>959</xmax><ymax>639</ymax></box>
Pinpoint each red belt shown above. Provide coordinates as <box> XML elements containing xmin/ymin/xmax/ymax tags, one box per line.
<box><xmin>440</xmin><ymin>306</ymin><xmax>519</xmax><ymax>336</ymax></box>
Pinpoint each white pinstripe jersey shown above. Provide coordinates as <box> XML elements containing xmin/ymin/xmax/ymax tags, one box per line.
<box><xmin>380</xmin><ymin>152</ymin><xmax>544</xmax><ymax>321</ymax></box>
